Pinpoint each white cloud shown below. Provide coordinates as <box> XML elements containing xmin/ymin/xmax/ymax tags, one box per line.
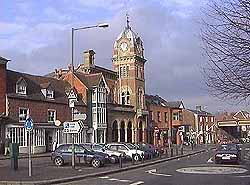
<box><xmin>76</xmin><ymin>0</ymin><xmax>126</xmax><ymax>10</ymax></box>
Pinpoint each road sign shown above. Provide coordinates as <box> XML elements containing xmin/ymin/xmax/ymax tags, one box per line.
<box><xmin>55</xmin><ymin>120</ymin><xmax>61</xmax><ymax>127</ymax></box>
<box><xmin>67</xmin><ymin>89</ymin><xmax>77</xmax><ymax>99</ymax></box>
<box><xmin>25</xmin><ymin>117</ymin><xmax>33</xmax><ymax>131</ymax></box>
<box><xmin>69</xmin><ymin>99</ymin><xmax>77</xmax><ymax>108</ymax></box>
<box><xmin>74</xmin><ymin>113</ymin><xmax>87</xmax><ymax>121</ymax></box>
<box><xmin>178</xmin><ymin>126</ymin><xmax>185</xmax><ymax>132</ymax></box>
<box><xmin>63</xmin><ymin>121</ymin><xmax>83</xmax><ymax>134</ymax></box>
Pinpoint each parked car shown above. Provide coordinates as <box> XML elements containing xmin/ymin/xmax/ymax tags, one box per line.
<box><xmin>51</xmin><ymin>144</ymin><xmax>107</xmax><ymax>168</ymax></box>
<box><xmin>214</xmin><ymin>143</ymin><xmax>241</xmax><ymax>164</ymax></box>
<box><xmin>134</xmin><ymin>143</ymin><xmax>158</xmax><ymax>158</ymax></box>
<box><xmin>81</xmin><ymin>143</ymin><xmax>125</xmax><ymax>163</ymax></box>
<box><xmin>105</xmin><ymin>143</ymin><xmax>144</xmax><ymax>161</ymax></box>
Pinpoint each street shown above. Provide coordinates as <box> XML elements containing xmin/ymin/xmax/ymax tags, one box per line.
<box><xmin>59</xmin><ymin>145</ymin><xmax>250</xmax><ymax>185</ymax></box>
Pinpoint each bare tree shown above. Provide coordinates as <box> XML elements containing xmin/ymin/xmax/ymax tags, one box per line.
<box><xmin>201</xmin><ymin>0</ymin><xmax>250</xmax><ymax>103</ymax></box>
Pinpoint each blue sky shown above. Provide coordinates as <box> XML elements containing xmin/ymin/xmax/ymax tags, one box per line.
<box><xmin>0</xmin><ymin>0</ymin><xmax>247</xmax><ymax>112</ymax></box>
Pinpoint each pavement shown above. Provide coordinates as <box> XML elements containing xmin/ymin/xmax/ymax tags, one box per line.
<box><xmin>0</xmin><ymin>144</ymin><xmax>211</xmax><ymax>185</ymax></box>
<box><xmin>58</xmin><ymin>144</ymin><xmax>250</xmax><ymax>185</ymax></box>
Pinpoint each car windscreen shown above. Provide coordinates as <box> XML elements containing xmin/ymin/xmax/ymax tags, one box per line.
<box><xmin>125</xmin><ymin>143</ymin><xmax>135</xmax><ymax>149</ymax></box>
<box><xmin>218</xmin><ymin>144</ymin><xmax>238</xmax><ymax>151</ymax></box>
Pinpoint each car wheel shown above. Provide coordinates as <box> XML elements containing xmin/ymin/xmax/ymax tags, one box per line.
<box><xmin>91</xmin><ymin>158</ymin><xmax>101</xmax><ymax>168</ymax></box>
<box><xmin>54</xmin><ymin>157</ymin><xmax>64</xmax><ymax>166</ymax></box>
<box><xmin>110</xmin><ymin>155</ymin><xmax>118</xmax><ymax>164</ymax></box>
<box><xmin>133</xmin><ymin>154</ymin><xmax>140</xmax><ymax>161</ymax></box>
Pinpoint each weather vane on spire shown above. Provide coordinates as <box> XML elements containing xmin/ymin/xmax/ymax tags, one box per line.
<box><xmin>126</xmin><ymin>12</ymin><xmax>130</xmax><ymax>29</ymax></box>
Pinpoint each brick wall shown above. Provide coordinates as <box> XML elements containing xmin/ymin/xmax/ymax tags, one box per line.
<box><xmin>182</xmin><ymin>109</ymin><xmax>195</xmax><ymax>128</ymax></box>
<box><xmin>0</xmin><ymin>63</ymin><xmax>6</xmax><ymax>114</ymax></box>
<box><xmin>7</xmin><ymin>97</ymin><xmax>87</xmax><ymax>123</ymax></box>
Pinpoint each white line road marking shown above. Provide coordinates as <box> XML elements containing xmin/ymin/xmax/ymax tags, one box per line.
<box><xmin>146</xmin><ymin>169</ymin><xmax>172</xmax><ymax>177</ymax></box>
<box><xmin>177</xmin><ymin>166</ymin><xmax>248</xmax><ymax>175</ymax></box>
<box><xmin>245</xmin><ymin>148</ymin><xmax>250</xmax><ymax>151</ymax></box>
<box><xmin>99</xmin><ymin>176</ymin><xmax>133</xmax><ymax>183</ymax></box>
<box><xmin>130</xmin><ymin>181</ymin><xmax>144</xmax><ymax>185</ymax></box>
<box><xmin>108</xmin><ymin>178</ymin><xmax>119</xmax><ymax>181</ymax></box>
<box><xmin>119</xmin><ymin>179</ymin><xmax>133</xmax><ymax>182</ymax></box>
<box><xmin>207</xmin><ymin>157</ymin><xmax>213</xmax><ymax>163</ymax></box>
<box><xmin>236</xmin><ymin>175</ymin><xmax>250</xmax><ymax>178</ymax></box>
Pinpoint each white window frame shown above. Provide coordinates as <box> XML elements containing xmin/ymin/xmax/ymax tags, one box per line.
<box><xmin>211</xmin><ymin>117</ymin><xmax>214</xmax><ymax>122</ymax></box>
<box><xmin>46</xmin><ymin>89</ymin><xmax>54</xmax><ymax>99</ymax></box>
<box><xmin>16</xmin><ymin>84</ymin><xmax>27</xmax><ymax>95</ymax></box>
<box><xmin>48</xmin><ymin>109</ymin><xmax>56</xmax><ymax>122</ymax></box>
<box><xmin>199</xmin><ymin>116</ymin><xmax>203</xmax><ymax>123</ymax></box>
<box><xmin>19</xmin><ymin>107</ymin><xmax>29</xmax><ymax>122</ymax></box>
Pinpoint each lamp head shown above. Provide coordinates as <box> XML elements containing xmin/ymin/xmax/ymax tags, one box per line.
<box><xmin>98</xmin><ymin>23</ymin><xmax>109</xmax><ymax>28</ymax></box>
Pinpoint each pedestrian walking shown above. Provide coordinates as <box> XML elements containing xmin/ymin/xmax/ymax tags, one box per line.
<box><xmin>4</xmin><ymin>135</ymin><xmax>11</xmax><ymax>156</ymax></box>
<box><xmin>52</xmin><ymin>140</ymin><xmax>58</xmax><ymax>151</ymax></box>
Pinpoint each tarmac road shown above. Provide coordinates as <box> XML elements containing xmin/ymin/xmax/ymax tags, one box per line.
<box><xmin>60</xmin><ymin>144</ymin><xmax>250</xmax><ymax>185</ymax></box>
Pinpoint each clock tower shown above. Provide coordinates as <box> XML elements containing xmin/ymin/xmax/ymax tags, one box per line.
<box><xmin>112</xmin><ymin>15</ymin><xmax>148</xmax><ymax>143</ymax></box>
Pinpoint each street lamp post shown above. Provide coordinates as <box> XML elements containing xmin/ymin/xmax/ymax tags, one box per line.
<box><xmin>70</xmin><ymin>23</ymin><xmax>109</xmax><ymax>169</ymax></box>
<box><xmin>71</xmin><ymin>23</ymin><xmax>109</xmax><ymax>72</ymax></box>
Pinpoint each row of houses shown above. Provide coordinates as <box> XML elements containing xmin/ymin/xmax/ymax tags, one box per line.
<box><xmin>0</xmin><ymin>19</ymin><xmax>218</xmax><ymax>154</ymax></box>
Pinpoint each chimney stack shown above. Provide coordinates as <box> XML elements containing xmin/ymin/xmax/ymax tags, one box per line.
<box><xmin>83</xmin><ymin>49</ymin><xmax>95</xmax><ymax>68</ymax></box>
<box><xmin>196</xmin><ymin>105</ymin><xmax>202</xmax><ymax>112</ymax></box>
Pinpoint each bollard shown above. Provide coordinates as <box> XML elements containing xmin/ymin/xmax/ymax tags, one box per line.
<box><xmin>150</xmin><ymin>153</ymin><xmax>153</xmax><ymax>160</ymax></box>
<box><xmin>165</xmin><ymin>148</ymin><xmax>168</xmax><ymax>158</ymax></box>
<box><xmin>141</xmin><ymin>153</ymin><xmax>144</xmax><ymax>163</ymax></box>
<box><xmin>170</xmin><ymin>148</ymin><xmax>174</xmax><ymax>157</ymax></box>
<box><xmin>119</xmin><ymin>154</ymin><xmax>122</xmax><ymax>168</ymax></box>
<box><xmin>191</xmin><ymin>143</ymin><xmax>194</xmax><ymax>150</ymax></box>
<box><xmin>132</xmin><ymin>154</ymin><xmax>135</xmax><ymax>165</ymax></box>
<box><xmin>181</xmin><ymin>147</ymin><xmax>184</xmax><ymax>155</ymax></box>
<box><xmin>176</xmin><ymin>146</ymin><xmax>179</xmax><ymax>156</ymax></box>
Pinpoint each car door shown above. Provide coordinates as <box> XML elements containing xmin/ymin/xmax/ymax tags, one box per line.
<box><xmin>117</xmin><ymin>145</ymin><xmax>129</xmax><ymax>155</ymax></box>
<box><xmin>107</xmin><ymin>144</ymin><xmax>118</xmax><ymax>151</ymax></box>
<box><xmin>75</xmin><ymin>145</ymin><xmax>86</xmax><ymax>164</ymax></box>
<box><xmin>63</xmin><ymin>145</ymin><xmax>73</xmax><ymax>163</ymax></box>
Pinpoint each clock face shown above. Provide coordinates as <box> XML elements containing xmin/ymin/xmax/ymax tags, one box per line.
<box><xmin>120</xmin><ymin>42</ymin><xmax>128</xmax><ymax>51</ymax></box>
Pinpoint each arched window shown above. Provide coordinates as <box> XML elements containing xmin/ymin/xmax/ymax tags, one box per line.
<box><xmin>121</xmin><ymin>91</ymin><xmax>130</xmax><ymax>105</ymax></box>
<box><xmin>126</xmin><ymin>91</ymin><xmax>130</xmax><ymax>105</ymax></box>
<box><xmin>121</xmin><ymin>92</ymin><xmax>126</xmax><ymax>105</ymax></box>
<box><xmin>138</xmin><ymin>88</ymin><xmax>143</xmax><ymax>108</ymax></box>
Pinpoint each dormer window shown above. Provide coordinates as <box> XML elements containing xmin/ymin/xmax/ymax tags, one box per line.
<box><xmin>17</xmin><ymin>85</ymin><xmax>26</xmax><ymax>95</ymax></box>
<box><xmin>16</xmin><ymin>78</ymin><xmax>27</xmax><ymax>95</ymax></box>
<box><xmin>46</xmin><ymin>89</ymin><xmax>54</xmax><ymax>99</ymax></box>
<box><xmin>40</xmin><ymin>82</ymin><xmax>54</xmax><ymax>99</ymax></box>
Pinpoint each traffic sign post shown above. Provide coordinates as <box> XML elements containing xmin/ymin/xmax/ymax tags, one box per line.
<box><xmin>24</xmin><ymin>117</ymin><xmax>33</xmax><ymax>177</ymax></box>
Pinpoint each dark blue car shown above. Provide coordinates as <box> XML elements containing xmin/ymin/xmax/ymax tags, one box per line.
<box><xmin>51</xmin><ymin>144</ymin><xmax>108</xmax><ymax>168</ymax></box>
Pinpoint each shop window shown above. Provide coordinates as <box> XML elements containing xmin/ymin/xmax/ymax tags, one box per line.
<box><xmin>6</xmin><ymin>127</ymin><xmax>26</xmax><ymax>146</ymax></box>
<box><xmin>48</xmin><ymin>109</ymin><xmax>56</xmax><ymax>122</ymax></box>
<box><xmin>19</xmin><ymin>108</ymin><xmax>29</xmax><ymax>122</ymax></box>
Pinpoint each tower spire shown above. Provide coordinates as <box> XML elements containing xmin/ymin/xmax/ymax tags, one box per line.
<box><xmin>126</xmin><ymin>12</ymin><xmax>130</xmax><ymax>29</ymax></box>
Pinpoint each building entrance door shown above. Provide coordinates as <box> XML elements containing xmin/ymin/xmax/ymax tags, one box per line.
<box><xmin>45</xmin><ymin>130</ymin><xmax>53</xmax><ymax>152</ymax></box>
